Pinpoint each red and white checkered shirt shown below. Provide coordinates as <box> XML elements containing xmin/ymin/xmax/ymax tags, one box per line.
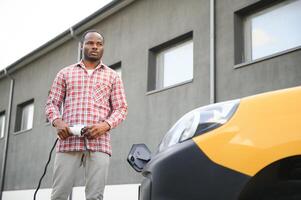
<box><xmin>45</xmin><ymin>61</ymin><xmax>128</xmax><ymax>155</ymax></box>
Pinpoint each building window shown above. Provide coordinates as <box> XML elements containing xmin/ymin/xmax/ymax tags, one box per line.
<box><xmin>241</xmin><ymin>0</ymin><xmax>301</xmax><ymax>62</ymax></box>
<box><xmin>148</xmin><ymin>32</ymin><xmax>193</xmax><ymax>91</ymax></box>
<box><xmin>15</xmin><ymin>99</ymin><xmax>34</xmax><ymax>132</ymax></box>
<box><xmin>110</xmin><ymin>62</ymin><xmax>122</xmax><ymax>78</ymax></box>
<box><xmin>0</xmin><ymin>111</ymin><xmax>5</xmax><ymax>138</ymax></box>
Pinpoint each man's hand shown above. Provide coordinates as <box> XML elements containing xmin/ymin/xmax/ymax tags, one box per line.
<box><xmin>53</xmin><ymin>119</ymin><xmax>71</xmax><ymax>140</ymax></box>
<box><xmin>83</xmin><ymin>122</ymin><xmax>110</xmax><ymax>139</ymax></box>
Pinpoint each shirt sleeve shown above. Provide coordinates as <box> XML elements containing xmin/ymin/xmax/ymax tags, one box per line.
<box><xmin>45</xmin><ymin>69</ymin><xmax>66</xmax><ymax>125</ymax></box>
<box><xmin>105</xmin><ymin>75</ymin><xmax>128</xmax><ymax>129</ymax></box>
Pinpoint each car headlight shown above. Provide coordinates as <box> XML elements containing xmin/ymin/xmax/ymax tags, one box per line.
<box><xmin>158</xmin><ymin>99</ymin><xmax>240</xmax><ymax>152</ymax></box>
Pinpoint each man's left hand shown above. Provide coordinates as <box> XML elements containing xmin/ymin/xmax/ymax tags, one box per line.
<box><xmin>83</xmin><ymin>122</ymin><xmax>111</xmax><ymax>139</ymax></box>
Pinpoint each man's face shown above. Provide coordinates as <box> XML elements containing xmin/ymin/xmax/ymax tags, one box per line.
<box><xmin>82</xmin><ymin>32</ymin><xmax>104</xmax><ymax>62</ymax></box>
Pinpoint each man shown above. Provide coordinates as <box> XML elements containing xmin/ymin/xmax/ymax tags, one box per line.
<box><xmin>46</xmin><ymin>30</ymin><xmax>128</xmax><ymax>200</ymax></box>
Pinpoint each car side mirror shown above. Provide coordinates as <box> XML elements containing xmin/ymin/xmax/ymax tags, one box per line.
<box><xmin>127</xmin><ymin>144</ymin><xmax>151</xmax><ymax>172</ymax></box>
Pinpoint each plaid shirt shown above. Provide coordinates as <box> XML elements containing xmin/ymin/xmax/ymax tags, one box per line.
<box><xmin>45</xmin><ymin>61</ymin><xmax>128</xmax><ymax>155</ymax></box>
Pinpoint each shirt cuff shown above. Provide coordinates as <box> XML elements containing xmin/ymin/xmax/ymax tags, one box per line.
<box><xmin>104</xmin><ymin>120</ymin><xmax>113</xmax><ymax>130</ymax></box>
<box><xmin>51</xmin><ymin>117</ymin><xmax>61</xmax><ymax>127</ymax></box>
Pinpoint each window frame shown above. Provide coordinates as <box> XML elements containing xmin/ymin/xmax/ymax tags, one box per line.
<box><xmin>245</xmin><ymin>0</ymin><xmax>301</xmax><ymax>61</ymax></box>
<box><xmin>15</xmin><ymin>99</ymin><xmax>34</xmax><ymax>134</ymax></box>
<box><xmin>148</xmin><ymin>31</ymin><xmax>194</xmax><ymax>93</ymax></box>
<box><xmin>234</xmin><ymin>0</ymin><xmax>301</xmax><ymax>66</ymax></box>
<box><xmin>155</xmin><ymin>39</ymin><xmax>193</xmax><ymax>90</ymax></box>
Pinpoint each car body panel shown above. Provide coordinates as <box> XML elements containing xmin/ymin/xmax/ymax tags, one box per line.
<box><xmin>193</xmin><ymin>86</ymin><xmax>301</xmax><ymax>176</ymax></box>
<box><xmin>141</xmin><ymin>140</ymin><xmax>250</xmax><ymax>200</ymax></box>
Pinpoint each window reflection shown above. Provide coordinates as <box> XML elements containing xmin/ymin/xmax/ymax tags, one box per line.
<box><xmin>245</xmin><ymin>0</ymin><xmax>301</xmax><ymax>60</ymax></box>
<box><xmin>0</xmin><ymin>113</ymin><xmax>5</xmax><ymax>138</ymax></box>
<box><xmin>21</xmin><ymin>103</ymin><xmax>34</xmax><ymax>131</ymax></box>
<box><xmin>156</xmin><ymin>40</ymin><xmax>193</xmax><ymax>89</ymax></box>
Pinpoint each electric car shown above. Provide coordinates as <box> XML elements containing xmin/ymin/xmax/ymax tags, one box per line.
<box><xmin>128</xmin><ymin>86</ymin><xmax>301</xmax><ymax>200</ymax></box>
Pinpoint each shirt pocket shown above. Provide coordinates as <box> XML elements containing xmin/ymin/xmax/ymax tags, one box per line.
<box><xmin>93</xmin><ymin>83</ymin><xmax>111</xmax><ymax>106</ymax></box>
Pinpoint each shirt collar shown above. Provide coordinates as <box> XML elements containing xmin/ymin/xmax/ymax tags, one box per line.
<box><xmin>77</xmin><ymin>60</ymin><xmax>105</xmax><ymax>70</ymax></box>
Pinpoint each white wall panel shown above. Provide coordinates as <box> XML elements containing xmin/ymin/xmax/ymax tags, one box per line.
<box><xmin>72</xmin><ymin>184</ymin><xmax>140</xmax><ymax>200</ymax></box>
<box><xmin>2</xmin><ymin>184</ymin><xmax>139</xmax><ymax>200</ymax></box>
<box><xmin>2</xmin><ymin>188</ymin><xmax>51</xmax><ymax>200</ymax></box>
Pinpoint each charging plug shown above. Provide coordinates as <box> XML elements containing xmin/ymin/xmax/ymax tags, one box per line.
<box><xmin>69</xmin><ymin>125</ymin><xmax>85</xmax><ymax>136</ymax></box>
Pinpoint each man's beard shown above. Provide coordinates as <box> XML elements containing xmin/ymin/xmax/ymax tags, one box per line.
<box><xmin>84</xmin><ymin>52</ymin><xmax>102</xmax><ymax>62</ymax></box>
<box><xmin>85</xmin><ymin>56</ymin><xmax>100</xmax><ymax>62</ymax></box>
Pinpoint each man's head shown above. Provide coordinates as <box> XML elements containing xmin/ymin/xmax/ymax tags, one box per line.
<box><xmin>81</xmin><ymin>30</ymin><xmax>104</xmax><ymax>62</ymax></box>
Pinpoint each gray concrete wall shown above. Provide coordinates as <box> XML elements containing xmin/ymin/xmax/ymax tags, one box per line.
<box><xmin>1</xmin><ymin>0</ymin><xmax>300</xmax><ymax>191</ymax></box>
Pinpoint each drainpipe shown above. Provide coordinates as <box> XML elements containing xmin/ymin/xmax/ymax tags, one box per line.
<box><xmin>209</xmin><ymin>0</ymin><xmax>216</xmax><ymax>104</ymax></box>
<box><xmin>0</xmin><ymin>69</ymin><xmax>15</xmax><ymax>200</ymax></box>
<box><xmin>69</xmin><ymin>27</ymin><xmax>81</xmax><ymax>61</ymax></box>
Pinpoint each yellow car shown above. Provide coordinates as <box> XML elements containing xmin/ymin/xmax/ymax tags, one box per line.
<box><xmin>128</xmin><ymin>86</ymin><xmax>301</xmax><ymax>200</ymax></box>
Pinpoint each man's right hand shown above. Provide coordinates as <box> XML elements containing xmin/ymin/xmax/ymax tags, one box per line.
<box><xmin>53</xmin><ymin>119</ymin><xmax>71</xmax><ymax>140</ymax></box>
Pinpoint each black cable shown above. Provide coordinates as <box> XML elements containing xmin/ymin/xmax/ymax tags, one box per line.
<box><xmin>33</xmin><ymin>138</ymin><xmax>58</xmax><ymax>200</ymax></box>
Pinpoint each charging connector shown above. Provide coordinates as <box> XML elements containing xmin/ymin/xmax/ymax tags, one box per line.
<box><xmin>69</xmin><ymin>125</ymin><xmax>86</xmax><ymax>136</ymax></box>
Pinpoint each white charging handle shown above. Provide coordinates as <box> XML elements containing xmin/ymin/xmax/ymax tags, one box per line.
<box><xmin>69</xmin><ymin>125</ymin><xmax>85</xmax><ymax>136</ymax></box>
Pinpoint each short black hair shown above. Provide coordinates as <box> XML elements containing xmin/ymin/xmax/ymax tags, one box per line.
<box><xmin>80</xmin><ymin>30</ymin><xmax>104</xmax><ymax>44</ymax></box>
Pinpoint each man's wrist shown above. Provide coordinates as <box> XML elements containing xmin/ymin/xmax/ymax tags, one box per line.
<box><xmin>52</xmin><ymin>118</ymin><xmax>62</xmax><ymax>128</ymax></box>
<box><xmin>52</xmin><ymin>119</ymin><xmax>58</xmax><ymax>127</ymax></box>
<box><xmin>103</xmin><ymin>121</ymin><xmax>111</xmax><ymax>131</ymax></box>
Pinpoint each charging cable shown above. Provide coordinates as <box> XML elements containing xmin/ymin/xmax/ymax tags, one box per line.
<box><xmin>33</xmin><ymin>125</ymin><xmax>86</xmax><ymax>200</ymax></box>
<box><xmin>33</xmin><ymin>138</ymin><xmax>58</xmax><ymax>200</ymax></box>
